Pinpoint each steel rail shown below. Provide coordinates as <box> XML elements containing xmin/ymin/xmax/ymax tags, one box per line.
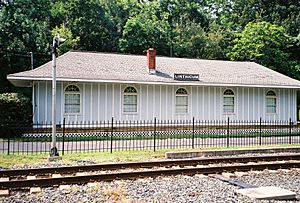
<box><xmin>1</xmin><ymin>162</ymin><xmax>300</xmax><ymax>189</ymax></box>
<box><xmin>1</xmin><ymin>154</ymin><xmax>300</xmax><ymax>178</ymax></box>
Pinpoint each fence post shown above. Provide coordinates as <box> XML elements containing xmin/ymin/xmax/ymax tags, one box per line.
<box><xmin>259</xmin><ymin>117</ymin><xmax>262</xmax><ymax>146</ymax></box>
<box><xmin>289</xmin><ymin>118</ymin><xmax>292</xmax><ymax>144</ymax></box>
<box><xmin>62</xmin><ymin>118</ymin><xmax>65</xmax><ymax>155</ymax></box>
<box><xmin>154</xmin><ymin>117</ymin><xmax>156</xmax><ymax>152</ymax></box>
<box><xmin>227</xmin><ymin>117</ymin><xmax>230</xmax><ymax>148</ymax></box>
<box><xmin>111</xmin><ymin>117</ymin><xmax>114</xmax><ymax>153</ymax></box>
<box><xmin>7</xmin><ymin>130</ymin><xmax>10</xmax><ymax>155</ymax></box>
<box><xmin>192</xmin><ymin>117</ymin><xmax>195</xmax><ymax>149</ymax></box>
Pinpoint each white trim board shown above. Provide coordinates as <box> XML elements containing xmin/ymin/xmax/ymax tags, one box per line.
<box><xmin>7</xmin><ymin>76</ymin><xmax>300</xmax><ymax>89</ymax></box>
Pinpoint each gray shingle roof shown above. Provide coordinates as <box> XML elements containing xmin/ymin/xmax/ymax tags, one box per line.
<box><xmin>7</xmin><ymin>51</ymin><xmax>300</xmax><ymax>88</ymax></box>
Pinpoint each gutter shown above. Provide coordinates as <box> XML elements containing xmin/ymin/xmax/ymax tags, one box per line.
<box><xmin>7</xmin><ymin>76</ymin><xmax>300</xmax><ymax>89</ymax></box>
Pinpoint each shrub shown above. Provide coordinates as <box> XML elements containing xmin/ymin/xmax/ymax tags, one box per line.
<box><xmin>0</xmin><ymin>93</ymin><xmax>32</xmax><ymax>137</ymax></box>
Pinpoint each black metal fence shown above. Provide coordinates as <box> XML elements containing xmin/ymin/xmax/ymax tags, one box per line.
<box><xmin>0</xmin><ymin>118</ymin><xmax>299</xmax><ymax>154</ymax></box>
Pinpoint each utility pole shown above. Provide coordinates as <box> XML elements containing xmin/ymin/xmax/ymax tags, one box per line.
<box><xmin>49</xmin><ymin>36</ymin><xmax>65</xmax><ymax>159</ymax></box>
<box><xmin>30</xmin><ymin>51</ymin><xmax>34</xmax><ymax>69</ymax></box>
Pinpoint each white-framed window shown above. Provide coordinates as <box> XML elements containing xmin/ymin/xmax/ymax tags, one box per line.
<box><xmin>223</xmin><ymin>89</ymin><xmax>235</xmax><ymax>114</ymax></box>
<box><xmin>266</xmin><ymin>90</ymin><xmax>277</xmax><ymax>113</ymax></box>
<box><xmin>64</xmin><ymin>85</ymin><xmax>81</xmax><ymax>114</ymax></box>
<box><xmin>175</xmin><ymin>88</ymin><xmax>188</xmax><ymax>114</ymax></box>
<box><xmin>123</xmin><ymin>86</ymin><xmax>138</xmax><ymax>113</ymax></box>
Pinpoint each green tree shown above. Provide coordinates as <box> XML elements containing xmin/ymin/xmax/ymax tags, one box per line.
<box><xmin>51</xmin><ymin>24</ymin><xmax>80</xmax><ymax>54</ymax></box>
<box><xmin>206</xmin><ymin>0</ymin><xmax>300</xmax><ymax>62</ymax></box>
<box><xmin>51</xmin><ymin>0</ymin><xmax>115</xmax><ymax>51</ymax></box>
<box><xmin>1</xmin><ymin>0</ymin><xmax>299</xmax><ymax>95</ymax></box>
<box><xmin>0</xmin><ymin>0</ymin><xmax>52</xmax><ymax>52</ymax></box>
<box><xmin>100</xmin><ymin>0</ymin><xmax>142</xmax><ymax>48</ymax></box>
<box><xmin>171</xmin><ymin>20</ymin><xmax>227</xmax><ymax>59</ymax></box>
<box><xmin>158</xmin><ymin>0</ymin><xmax>209</xmax><ymax>28</ymax></box>
<box><xmin>207</xmin><ymin>0</ymin><xmax>300</xmax><ymax>36</ymax></box>
<box><xmin>0</xmin><ymin>0</ymin><xmax>52</xmax><ymax>93</ymax></box>
<box><xmin>228</xmin><ymin>21</ymin><xmax>299</xmax><ymax>79</ymax></box>
<box><xmin>119</xmin><ymin>0</ymin><xmax>214</xmax><ymax>57</ymax></box>
<box><xmin>172</xmin><ymin>22</ymin><xmax>207</xmax><ymax>58</ymax></box>
<box><xmin>119</xmin><ymin>3</ymin><xmax>170</xmax><ymax>55</ymax></box>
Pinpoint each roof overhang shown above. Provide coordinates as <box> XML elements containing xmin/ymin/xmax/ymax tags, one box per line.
<box><xmin>8</xmin><ymin>78</ymin><xmax>32</xmax><ymax>87</ymax></box>
<box><xmin>7</xmin><ymin>76</ymin><xmax>300</xmax><ymax>89</ymax></box>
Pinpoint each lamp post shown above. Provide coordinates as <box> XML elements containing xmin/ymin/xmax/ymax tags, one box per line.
<box><xmin>50</xmin><ymin>36</ymin><xmax>65</xmax><ymax>157</ymax></box>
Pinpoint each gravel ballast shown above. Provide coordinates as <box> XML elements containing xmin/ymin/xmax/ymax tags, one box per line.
<box><xmin>2</xmin><ymin>171</ymin><xmax>300</xmax><ymax>203</ymax></box>
<box><xmin>2</xmin><ymin>153</ymin><xmax>300</xmax><ymax>203</ymax></box>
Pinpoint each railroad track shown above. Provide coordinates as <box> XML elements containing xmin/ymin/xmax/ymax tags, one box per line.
<box><xmin>1</xmin><ymin>154</ymin><xmax>300</xmax><ymax>190</ymax></box>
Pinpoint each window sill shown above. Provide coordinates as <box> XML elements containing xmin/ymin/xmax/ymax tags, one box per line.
<box><xmin>64</xmin><ymin>113</ymin><xmax>81</xmax><ymax>116</ymax></box>
<box><xmin>175</xmin><ymin>113</ymin><xmax>189</xmax><ymax>115</ymax></box>
<box><xmin>122</xmin><ymin>112</ymin><xmax>139</xmax><ymax>115</ymax></box>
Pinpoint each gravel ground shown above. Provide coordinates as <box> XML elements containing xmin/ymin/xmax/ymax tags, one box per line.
<box><xmin>2</xmin><ymin>172</ymin><xmax>300</xmax><ymax>203</ymax></box>
<box><xmin>7</xmin><ymin>160</ymin><xmax>99</xmax><ymax>170</ymax></box>
<box><xmin>125</xmin><ymin>175</ymin><xmax>245</xmax><ymax>203</ymax></box>
<box><xmin>1</xmin><ymin>154</ymin><xmax>300</xmax><ymax>203</ymax></box>
<box><xmin>234</xmin><ymin>170</ymin><xmax>300</xmax><ymax>202</ymax></box>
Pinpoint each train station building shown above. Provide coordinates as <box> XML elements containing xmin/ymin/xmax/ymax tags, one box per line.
<box><xmin>7</xmin><ymin>49</ymin><xmax>300</xmax><ymax>123</ymax></box>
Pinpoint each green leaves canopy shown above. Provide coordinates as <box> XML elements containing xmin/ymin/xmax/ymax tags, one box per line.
<box><xmin>228</xmin><ymin>21</ymin><xmax>299</xmax><ymax>78</ymax></box>
<box><xmin>119</xmin><ymin>3</ymin><xmax>170</xmax><ymax>55</ymax></box>
<box><xmin>51</xmin><ymin>0</ymin><xmax>115</xmax><ymax>51</ymax></box>
<box><xmin>1</xmin><ymin>0</ymin><xmax>300</xmax><ymax>93</ymax></box>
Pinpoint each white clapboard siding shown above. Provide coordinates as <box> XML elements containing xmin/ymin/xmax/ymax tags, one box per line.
<box><xmin>33</xmin><ymin>82</ymin><xmax>297</xmax><ymax>123</ymax></box>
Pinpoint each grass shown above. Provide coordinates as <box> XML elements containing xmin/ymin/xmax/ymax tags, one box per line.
<box><xmin>0</xmin><ymin>153</ymin><xmax>48</xmax><ymax>168</ymax></box>
<box><xmin>0</xmin><ymin>149</ymin><xmax>167</xmax><ymax>169</ymax></box>
<box><xmin>1</xmin><ymin>144</ymin><xmax>300</xmax><ymax>169</ymax></box>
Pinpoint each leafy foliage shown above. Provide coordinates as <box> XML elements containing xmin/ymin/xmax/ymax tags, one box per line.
<box><xmin>0</xmin><ymin>0</ymin><xmax>52</xmax><ymax>93</ymax></box>
<box><xmin>228</xmin><ymin>21</ymin><xmax>299</xmax><ymax>79</ymax></box>
<box><xmin>51</xmin><ymin>24</ymin><xmax>80</xmax><ymax>54</ymax></box>
<box><xmin>0</xmin><ymin>0</ymin><xmax>299</xmax><ymax>94</ymax></box>
<box><xmin>0</xmin><ymin>93</ymin><xmax>31</xmax><ymax>123</ymax></box>
<box><xmin>119</xmin><ymin>3</ymin><xmax>170</xmax><ymax>55</ymax></box>
<box><xmin>0</xmin><ymin>93</ymin><xmax>32</xmax><ymax>137</ymax></box>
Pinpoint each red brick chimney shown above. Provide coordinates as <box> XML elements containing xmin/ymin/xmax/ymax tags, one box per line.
<box><xmin>147</xmin><ymin>48</ymin><xmax>156</xmax><ymax>74</ymax></box>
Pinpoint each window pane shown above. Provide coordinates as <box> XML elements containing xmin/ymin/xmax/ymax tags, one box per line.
<box><xmin>65</xmin><ymin>94</ymin><xmax>80</xmax><ymax>103</ymax></box>
<box><xmin>176</xmin><ymin>96</ymin><xmax>188</xmax><ymax>113</ymax></box>
<box><xmin>124</xmin><ymin>95</ymin><xmax>137</xmax><ymax>104</ymax></box>
<box><xmin>176</xmin><ymin>96</ymin><xmax>187</xmax><ymax>105</ymax></box>
<box><xmin>266</xmin><ymin>91</ymin><xmax>276</xmax><ymax>96</ymax></box>
<box><xmin>266</xmin><ymin>98</ymin><xmax>276</xmax><ymax>106</ymax></box>
<box><xmin>65</xmin><ymin>85</ymin><xmax>80</xmax><ymax>92</ymax></box>
<box><xmin>266</xmin><ymin>98</ymin><xmax>276</xmax><ymax>113</ymax></box>
<box><xmin>124</xmin><ymin>104</ymin><xmax>137</xmax><ymax>112</ymax></box>
<box><xmin>124</xmin><ymin>86</ymin><xmax>137</xmax><ymax>93</ymax></box>
<box><xmin>65</xmin><ymin>93</ymin><xmax>80</xmax><ymax>113</ymax></box>
<box><xmin>176</xmin><ymin>88</ymin><xmax>188</xmax><ymax>95</ymax></box>
<box><xmin>223</xmin><ymin>96</ymin><xmax>234</xmax><ymax>113</ymax></box>
<box><xmin>266</xmin><ymin>106</ymin><xmax>276</xmax><ymax>113</ymax></box>
<box><xmin>123</xmin><ymin>95</ymin><xmax>137</xmax><ymax>112</ymax></box>
<box><xmin>224</xmin><ymin>97</ymin><xmax>234</xmax><ymax>105</ymax></box>
<box><xmin>65</xmin><ymin>104</ymin><xmax>80</xmax><ymax>113</ymax></box>
<box><xmin>224</xmin><ymin>89</ymin><xmax>234</xmax><ymax>95</ymax></box>
<box><xmin>224</xmin><ymin>105</ymin><xmax>234</xmax><ymax>113</ymax></box>
<box><xmin>176</xmin><ymin>105</ymin><xmax>188</xmax><ymax>113</ymax></box>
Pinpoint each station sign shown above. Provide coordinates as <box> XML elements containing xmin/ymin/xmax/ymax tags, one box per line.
<box><xmin>174</xmin><ymin>74</ymin><xmax>199</xmax><ymax>81</ymax></box>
